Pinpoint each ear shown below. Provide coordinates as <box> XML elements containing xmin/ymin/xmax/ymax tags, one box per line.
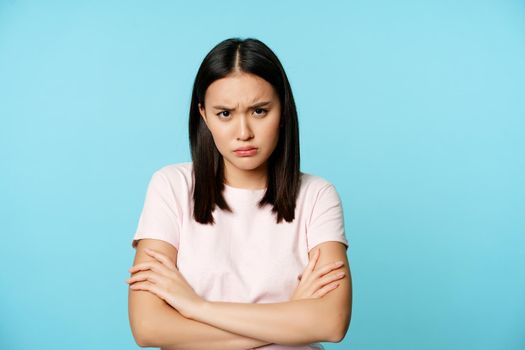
<box><xmin>198</xmin><ymin>102</ymin><xmax>207</xmax><ymax>125</ymax></box>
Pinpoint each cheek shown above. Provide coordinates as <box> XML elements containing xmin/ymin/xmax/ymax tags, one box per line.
<box><xmin>209</xmin><ymin>126</ymin><xmax>232</xmax><ymax>150</ymax></box>
<box><xmin>262</xmin><ymin>120</ymin><xmax>280</xmax><ymax>139</ymax></box>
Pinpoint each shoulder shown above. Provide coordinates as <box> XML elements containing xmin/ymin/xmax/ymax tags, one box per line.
<box><xmin>299</xmin><ymin>171</ymin><xmax>344</xmax><ymax>210</ymax></box>
<box><xmin>299</xmin><ymin>171</ymin><xmax>339</xmax><ymax>195</ymax></box>
<box><xmin>152</xmin><ymin>162</ymin><xmax>193</xmax><ymax>186</ymax></box>
<box><xmin>144</xmin><ymin>162</ymin><xmax>194</xmax><ymax>199</ymax></box>
<box><xmin>155</xmin><ymin>161</ymin><xmax>193</xmax><ymax>177</ymax></box>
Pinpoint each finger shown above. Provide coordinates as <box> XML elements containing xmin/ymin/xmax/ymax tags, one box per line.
<box><xmin>128</xmin><ymin>249</ymin><xmax>166</xmax><ymax>272</ymax></box>
<box><xmin>130</xmin><ymin>281</ymin><xmax>171</xmax><ymax>303</ymax></box>
<box><xmin>313</xmin><ymin>260</ymin><xmax>345</xmax><ymax>279</ymax></box>
<box><xmin>312</xmin><ymin>282</ymin><xmax>340</xmax><ymax>298</ymax></box>
<box><xmin>129</xmin><ymin>260</ymin><xmax>171</xmax><ymax>276</ymax></box>
<box><xmin>127</xmin><ymin>271</ymin><xmax>161</xmax><ymax>285</ymax></box>
<box><xmin>308</xmin><ymin>270</ymin><xmax>345</xmax><ymax>296</ymax></box>
<box><xmin>143</xmin><ymin>248</ymin><xmax>176</xmax><ymax>270</ymax></box>
<box><xmin>317</xmin><ymin>270</ymin><xmax>345</xmax><ymax>287</ymax></box>
<box><xmin>302</xmin><ymin>249</ymin><xmax>320</xmax><ymax>282</ymax></box>
<box><xmin>306</xmin><ymin>248</ymin><xmax>320</xmax><ymax>274</ymax></box>
<box><xmin>129</xmin><ymin>281</ymin><xmax>152</xmax><ymax>291</ymax></box>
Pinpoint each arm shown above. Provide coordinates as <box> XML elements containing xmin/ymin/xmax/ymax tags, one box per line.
<box><xmin>135</xmin><ymin>298</ymin><xmax>272</xmax><ymax>350</ymax></box>
<box><xmin>128</xmin><ymin>239</ymin><xmax>272</xmax><ymax>349</ymax></box>
<box><xmin>190</xmin><ymin>241</ymin><xmax>352</xmax><ymax>345</ymax></box>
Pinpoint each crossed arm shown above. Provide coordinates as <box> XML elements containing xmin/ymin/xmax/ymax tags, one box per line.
<box><xmin>128</xmin><ymin>239</ymin><xmax>352</xmax><ymax>349</ymax></box>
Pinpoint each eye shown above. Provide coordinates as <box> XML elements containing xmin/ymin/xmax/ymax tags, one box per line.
<box><xmin>253</xmin><ymin>108</ymin><xmax>268</xmax><ymax>117</ymax></box>
<box><xmin>217</xmin><ymin>111</ymin><xmax>231</xmax><ymax>119</ymax></box>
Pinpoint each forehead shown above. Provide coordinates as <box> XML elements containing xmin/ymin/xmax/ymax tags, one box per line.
<box><xmin>205</xmin><ymin>73</ymin><xmax>277</xmax><ymax>104</ymax></box>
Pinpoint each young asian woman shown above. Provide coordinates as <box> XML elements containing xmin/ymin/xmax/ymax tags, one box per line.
<box><xmin>127</xmin><ymin>37</ymin><xmax>352</xmax><ymax>350</ymax></box>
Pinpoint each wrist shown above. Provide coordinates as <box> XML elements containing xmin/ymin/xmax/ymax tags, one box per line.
<box><xmin>190</xmin><ymin>298</ymin><xmax>212</xmax><ymax>321</ymax></box>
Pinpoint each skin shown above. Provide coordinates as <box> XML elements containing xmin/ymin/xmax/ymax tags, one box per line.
<box><xmin>198</xmin><ymin>71</ymin><xmax>281</xmax><ymax>190</ymax></box>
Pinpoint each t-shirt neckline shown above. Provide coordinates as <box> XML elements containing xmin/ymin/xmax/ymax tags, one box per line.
<box><xmin>224</xmin><ymin>183</ymin><xmax>267</xmax><ymax>193</ymax></box>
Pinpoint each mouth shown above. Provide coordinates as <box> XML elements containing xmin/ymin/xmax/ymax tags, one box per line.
<box><xmin>234</xmin><ymin>148</ymin><xmax>258</xmax><ymax>157</ymax></box>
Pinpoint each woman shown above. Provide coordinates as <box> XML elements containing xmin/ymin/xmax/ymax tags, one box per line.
<box><xmin>127</xmin><ymin>37</ymin><xmax>352</xmax><ymax>350</ymax></box>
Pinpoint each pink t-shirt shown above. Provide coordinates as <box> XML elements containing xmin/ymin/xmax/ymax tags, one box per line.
<box><xmin>131</xmin><ymin>162</ymin><xmax>349</xmax><ymax>350</ymax></box>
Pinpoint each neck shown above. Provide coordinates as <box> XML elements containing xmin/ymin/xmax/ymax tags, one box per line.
<box><xmin>223</xmin><ymin>159</ymin><xmax>268</xmax><ymax>190</ymax></box>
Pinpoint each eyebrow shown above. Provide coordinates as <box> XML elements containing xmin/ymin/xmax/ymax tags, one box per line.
<box><xmin>212</xmin><ymin>100</ymin><xmax>272</xmax><ymax>110</ymax></box>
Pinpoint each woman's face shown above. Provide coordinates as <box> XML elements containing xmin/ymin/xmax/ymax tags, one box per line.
<box><xmin>198</xmin><ymin>72</ymin><xmax>281</xmax><ymax>186</ymax></box>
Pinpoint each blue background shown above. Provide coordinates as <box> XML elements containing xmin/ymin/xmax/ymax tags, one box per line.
<box><xmin>1</xmin><ymin>0</ymin><xmax>524</xmax><ymax>349</ymax></box>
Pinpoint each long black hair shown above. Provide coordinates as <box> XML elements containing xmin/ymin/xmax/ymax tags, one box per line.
<box><xmin>189</xmin><ymin>37</ymin><xmax>301</xmax><ymax>225</ymax></box>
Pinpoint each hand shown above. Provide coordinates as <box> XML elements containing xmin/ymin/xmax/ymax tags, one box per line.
<box><xmin>127</xmin><ymin>248</ymin><xmax>204</xmax><ymax>319</ymax></box>
<box><xmin>290</xmin><ymin>248</ymin><xmax>345</xmax><ymax>301</ymax></box>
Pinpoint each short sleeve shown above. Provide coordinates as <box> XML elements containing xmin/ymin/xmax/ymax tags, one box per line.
<box><xmin>131</xmin><ymin>170</ymin><xmax>181</xmax><ymax>250</ymax></box>
<box><xmin>306</xmin><ymin>183</ymin><xmax>349</xmax><ymax>252</ymax></box>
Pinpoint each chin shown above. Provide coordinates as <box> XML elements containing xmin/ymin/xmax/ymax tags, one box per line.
<box><xmin>233</xmin><ymin>161</ymin><xmax>264</xmax><ymax>171</ymax></box>
<box><xmin>227</xmin><ymin>157</ymin><xmax>267</xmax><ymax>171</ymax></box>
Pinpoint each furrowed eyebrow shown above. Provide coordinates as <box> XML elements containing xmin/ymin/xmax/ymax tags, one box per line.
<box><xmin>212</xmin><ymin>101</ymin><xmax>272</xmax><ymax>110</ymax></box>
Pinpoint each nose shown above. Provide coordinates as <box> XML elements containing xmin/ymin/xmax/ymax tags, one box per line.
<box><xmin>236</xmin><ymin>114</ymin><xmax>254</xmax><ymax>141</ymax></box>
